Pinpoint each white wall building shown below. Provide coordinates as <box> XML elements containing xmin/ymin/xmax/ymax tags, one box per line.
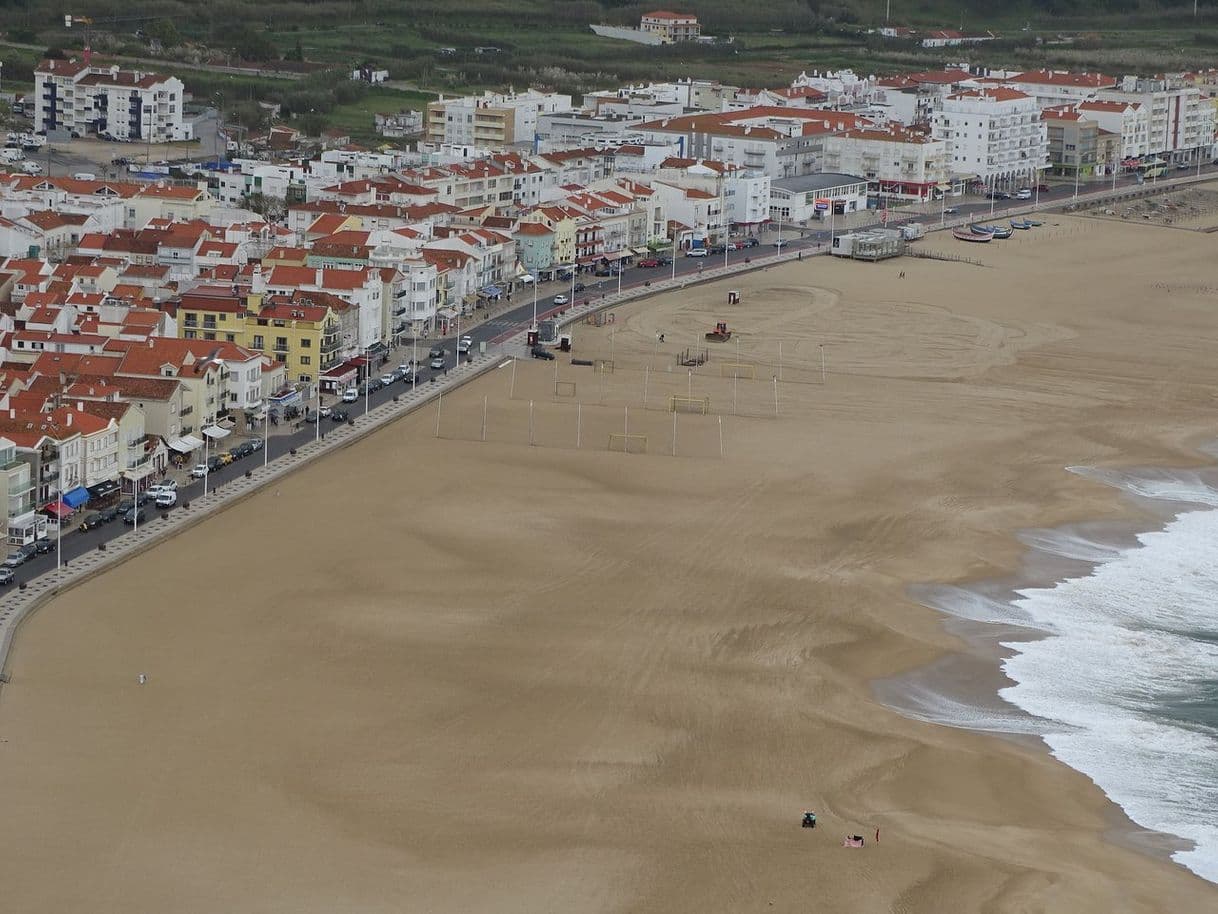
<box><xmin>1076</xmin><ymin>100</ymin><xmax>1151</xmax><ymax>159</ymax></box>
<box><xmin>1097</xmin><ymin>77</ymin><xmax>1215</xmax><ymax>162</ymax></box>
<box><xmin>34</xmin><ymin>59</ymin><xmax>191</xmax><ymax>142</ymax></box>
<box><xmin>821</xmin><ymin>127</ymin><xmax>949</xmax><ymax>202</ymax></box>
<box><xmin>932</xmin><ymin>88</ymin><xmax>1048</xmax><ymax>188</ymax></box>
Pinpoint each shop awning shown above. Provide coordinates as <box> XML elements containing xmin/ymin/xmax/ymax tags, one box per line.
<box><xmin>62</xmin><ymin>486</ymin><xmax>90</xmax><ymax>509</ymax></box>
<box><xmin>42</xmin><ymin>501</ymin><xmax>71</xmax><ymax>518</ymax></box>
<box><xmin>481</xmin><ymin>285</ymin><xmax>502</xmax><ymax>296</ymax></box>
<box><xmin>167</xmin><ymin>434</ymin><xmax>204</xmax><ymax>453</ymax></box>
<box><xmin>203</xmin><ymin>425</ymin><xmax>231</xmax><ymax>439</ymax></box>
<box><xmin>122</xmin><ymin>464</ymin><xmax>156</xmax><ymax>481</ymax></box>
<box><xmin>86</xmin><ymin>479</ymin><xmax>120</xmax><ymax>500</ymax></box>
<box><xmin>437</xmin><ymin>306</ymin><xmax>458</xmax><ymax>320</ymax></box>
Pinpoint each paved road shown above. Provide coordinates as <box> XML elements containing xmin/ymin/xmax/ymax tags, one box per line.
<box><xmin>5</xmin><ymin>167</ymin><xmax>1215</xmax><ymax>585</ymax></box>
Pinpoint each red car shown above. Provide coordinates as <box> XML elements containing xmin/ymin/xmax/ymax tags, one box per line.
<box><xmin>637</xmin><ymin>258</ymin><xmax>660</xmax><ymax>268</ymax></box>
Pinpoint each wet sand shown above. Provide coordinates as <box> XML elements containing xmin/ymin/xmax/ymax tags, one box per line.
<box><xmin>1</xmin><ymin>215</ymin><xmax>1217</xmax><ymax>911</ymax></box>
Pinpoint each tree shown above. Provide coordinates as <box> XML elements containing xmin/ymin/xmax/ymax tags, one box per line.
<box><xmin>285</xmin><ymin>38</ymin><xmax>304</xmax><ymax>62</ymax></box>
<box><xmin>244</xmin><ymin>193</ymin><xmax>287</xmax><ymax>223</ymax></box>
<box><xmin>231</xmin><ymin>27</ymin><xmax>278</xmax><ymax>62</ymax></box>
<box><xmin>148</xmin><ymin>20</ymin><xmax>183</xmax><ymax>50</ymax></box>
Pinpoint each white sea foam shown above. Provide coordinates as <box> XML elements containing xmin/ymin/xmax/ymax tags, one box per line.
<box><xmin>913</xmin><ymin>584</ymin><xmax>1050</xmax><ymax>630</ymax></box>
<box><xmin>1067</xmin><ymin>466</ymin><xmax>1218</xmax><ymax>507</ymax></box>
<box><xmin>1016</xmin><ymin>528</ymin><xmax>1125</xmax><ymax>564</ymax></box>
<box><xmin>1000</xmin><ymin>508</ymin><xmax>1218</xmax><ymax>882</ymax></box>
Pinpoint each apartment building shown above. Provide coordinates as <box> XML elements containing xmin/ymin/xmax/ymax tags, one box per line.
<box><xmin>1097</xmin><ymin>76</ymin><xmax>1215</xmax><ymax>163</ymax></box>
<box><xmin>821</xmin><ymin>127</ymin><xmax>949</xmax><ymax>202</ymax></box>
<box><xmin>34</xmin><ymin>59</ymin><xmax>191</xmax><ymax>142</ymax></box>
<box><xmin>651</xmin><ymin>158</ymin><xmax>770</xmax><ymax>231</ymax></box>
<box><xmin>1076</xmin><ymin>100</ymin><xmax>1151</xmax><ymax>160</ymax></box>
<box><xmin>639</xmin><ymin>11</ymin><xmax>701</xmax><ymax>43</ymax></box>
<box><xmin>247</xmin><ymin>296</ymin><xmax>341</xmax><ymax>385</ymax></box>
<box><xmin>425</xmin><ymin>90</ymin><xmax>572</xmax><ymax>147</ymax></box>
<box><xmin>932</xmin><ymin>88</ymin><xmax>1049</xmax><ymax>189</ymax></box>
<box><xmin>1001</xmin><ymin>69</ymin><xmax>1119</xmax><ymax>109</ymax></box>
<box><xmin>637</xmin><ymin>107</ymin><xmax>871</xmax><ymax>179</ymax></box>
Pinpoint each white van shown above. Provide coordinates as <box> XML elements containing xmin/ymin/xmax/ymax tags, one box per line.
<box><xmin>20</xmin><ymin>160</ymin><xmax>42</xmax><ymax>175</ymax></box>
<box><xmin>72</xmin><ymin>172</ymin><xmax>96</xmax><ymax>181</ymax></box>
<box><xmin>1</xmin><ymin>148</ymin><xmax>23</xmax><ymax>164</ymax></box>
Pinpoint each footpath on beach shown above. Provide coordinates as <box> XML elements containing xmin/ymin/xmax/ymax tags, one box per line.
<box><xmin>0</xmin><ymin>169</ymin><xmax>1209</xmax><ymax>682</ymax></box>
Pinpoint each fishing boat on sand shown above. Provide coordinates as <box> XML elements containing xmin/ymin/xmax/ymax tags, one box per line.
<box><xmin>1010</xmin><ymin>219</ymin><xmax>1033</xmax><ymax>230</ymax></box>
<box><xmin>954</xmin><ymin>228</ymin><xmax>993</xmax><ymax>242</ymax></box>
<box><xmin>970</xmin><ymin>224</ymin><xmax>994</xmax><ymax>236</ymax></box>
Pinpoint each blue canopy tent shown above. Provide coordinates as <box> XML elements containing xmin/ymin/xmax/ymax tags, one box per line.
<box><xmin>62</xmin><ymin>486</ymin><xmax>90</xmax><ymax>510</ymax></box>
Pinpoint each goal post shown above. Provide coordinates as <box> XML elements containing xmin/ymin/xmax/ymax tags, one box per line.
<box><xmin>553</xmin><ymin>380</ymin><xmax>577</xmax><ymax>397</ymax></box>
<box><xmin>669</xmin><ymin>395</ymin><xmax>710</xmax><ymax>414</ymax></box>
<box><xmin>595</xmin><ymin>359</ymin><xmax>616</xmax><ymax>374</ymax></box>
<box><xmin>721</xmin><ymin>362</ymin><xmax>756</xmax><ymax>379</ymax></box>
<box><xmin>607</xmin><ymin>433</ymin><xmax>647</xmax><ymax>453</ymax></box>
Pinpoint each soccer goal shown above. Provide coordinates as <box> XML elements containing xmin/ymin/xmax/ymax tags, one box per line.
<box><xmin>607</xmin><ymin>433</ymin><xmax>647</xmax><ymax>453</ymax></box>
<box><xmin>669</xmin><ymin>395</ymin><xmax>711</xmax><ymax>414</ymax></box>
<box><xmin>554</xmin><ymin>380</ymin><xmax>577</xmax><ymax>397</ymax></box>
<box><xmin>595</xmin><ymin>359</ymin><xmax>616</xmax><ymax>374</ymax></box>
<box><xmin>721</xmin><ymin>362</ymin><xmax>756</xmax><ymax>379</ymax></box>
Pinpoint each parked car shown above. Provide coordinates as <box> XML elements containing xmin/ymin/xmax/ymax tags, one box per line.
<box><xmin>742</xmin><ymin>238</ymin><xmax>759</xmax><ymax>248</ymax></box>
<box><xmin>638</xmin><ymin>258</ymin><xmax>660</xmax><ymax>268</ymax></box>
<box><xmin>399</xmin><ymin>367</ymin><xmax>414</xmax><ymax>383</ymax></box>
<box><xmin>4</xmin><ymin>544</ymin><xmax>36</xmax><ymax>567</ymax></box>
<box><xmin>342</xmin><ymin>387</ymin><xmax>359</xmax><ymax>403</ymax></box>
<box><xmin>428</xmin><ymin>345</ymin><xmax>445</xmax><ymax>359</ymax></box>
<box><xmin>709</xmin><ymin>245</ymin><xmax>726</xmax><ymax>255</ymax></box>
<box><xmin>684</xmin><ymin>248</ymin><xmax>708</xmax><ymax>257</ymax></box>
<box><xmin>531</xmin><ymin>346</ymin><xmax>556</xmax><ymax>360</ymax></box>
<box><xmin>98</xmin><ymin>505</ymin><xmax>121</xmax><ymax>523</ymax></box>
<box><xmin>1035</xmin><ymin>183</ymin><xmax>1051</xmax><ymax>192</ymax></box>
<box><xmin>0</xmin><ymin>567</ymin><xmax>14</xmax><ymax>585</ymax></box>
<box><xmin>556</xmin><ymin>270</ymin><xmax>574</xmax><ymax>281</ymax></box>
<box><xmin>457</xmin><ymin>336</ymin><xmax>473</xmax><ymax>354</ymax></box>
<box><xmin>573</xmin><ymin>282</ymin><xmax>586</xmax><ymax>293</ymax></box>
<box><xmin>79</xmin><ymin>512</ymin><xmax>105</xmax><ymax>531</ymax></box>
<box><xmin>365</xmin><ymin>378</ymin><xmax>384</xmax><ymax>394</ymax></box>
<box><xmin>190</xmin><ymin>463</ymin><xmax>209</xmax><ymax>479</ymax></box>
<box><xmin>216</xmin><ymin>452</ymin><xmax>234</xmax><ymax>467</ymax></box>
<box><xmin>943</xmin><ymin>207</ymin><xmax>959</xmax><ymax>215</ymax></box>
<box><xmin>34</xmin><ymin>537</ymin><xmax>54</xmax><ymax>554</ymax></box>
<box><xmin>122</xmin><ymin>507</ymin><xmax>147</xmax><ymax>525</ymax></box>
<box><xmin>1015</xmin><ymin>188</ymin><xmax>1033</xmax><ymax>200</ymax></box>
<box><xmin>379</xmin><ymin>372</ymin><xmax>396</xmax><ymax>385</ymax></box>
<box><xmin>155</xmin><ymin>491</ymin><xmax>177</xmax><ymax>508</ymax></box>
<box><xmin>1176</xmin><ymin>162</ymin><xmax>1193</xmax><ymax>171</ymax></box>
<box><xmin>330</xmin><ymin>408</ymin><xmax>350</xmax><ymax>422</ymax></box>
<box><xmin>207</xmin><ymin>456</ymin><xmax>225</xmax><ymax>472</ymax></box>
<box><xmin>429</xmin><ymin>355</ymin><xmax>446</xmax><ymax>370</ymax></box>
<box><xmin>304</xmin><ymin>409</ymin><xmax>320</xmax><ymax>423</ymax></box>
<box><xmin>231</xmin><ymin>442</ymin><xmax>255</xmax><ymax>459</ymax></box>
<box><xmin>553</xmin><ymin>294</ymin><xmax>569</xmax><ymax>305</ymax></box>
<box><xmin>148</xmin><ymin>479</ymin><xmax>178</xmax><ymax>498</ymax></box>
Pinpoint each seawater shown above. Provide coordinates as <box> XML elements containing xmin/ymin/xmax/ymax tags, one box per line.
<box><xmin>898</xmin><ymin>468</ymin><xmax>1218</xmax><ymax>883</ymax></box>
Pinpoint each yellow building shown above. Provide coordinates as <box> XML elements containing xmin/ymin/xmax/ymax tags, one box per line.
<box><xmin>520</xmin><ymin>205</ymin><xmax>578</xmax><ymax>268</ymax></box>
<box><xmin>640</xmin><ymin>10</ymin><xmax>701</xmax><ymax>43</ymax></box>
<box><xmin>247</xmin><ymin>294</ymin><xmax>341</xmax><ymax>384</ymax></box>
<box><xmin>177</xmin><ymin>289</ymin><xmax>253</xmax><ymax>345</ymax></box>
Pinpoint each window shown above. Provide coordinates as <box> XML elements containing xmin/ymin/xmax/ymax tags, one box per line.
<box><xmin>252</xmin><ymin>335</ymin><xmax>265</xmax><ymax>349</ymax></box>
<box><xmin>225</xmin><ymin>333</ymin><xmax>235</xmax><ymax>342</ymax></box>
<box><xmin>300</xmin><ymin>356</ymin><xmax>311</xmax><ymax>366</ymax></box>
<box><xmin>300</xmin><ymin>338</ymin><xmax>312</xmax><ymax>348</ymax></box>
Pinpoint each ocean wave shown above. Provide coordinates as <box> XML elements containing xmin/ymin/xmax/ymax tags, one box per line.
<box><xmin>1000</xmin><ymin>508</ymin><xmax>1218</xmax><ymax>883</ymax></box>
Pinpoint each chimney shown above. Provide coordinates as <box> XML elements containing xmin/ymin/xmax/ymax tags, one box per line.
<box><xmin>77</xmin><ymin>401</ymin><xmax>83</xmax><ymax>411</ymax></box>
<box><xmin>65</xmin><ymin>412</ymin><xmax>72</xmax><ymax>427</ymax></box>
<box><xmin>7</xmin><ymin>409</ymin><xmax>12</xmax><ymax>419</ymax></box>
<box><xmin>148</xmin><ymin>338</ymin><xmax>154</xmax><ymax>348</ymax></box>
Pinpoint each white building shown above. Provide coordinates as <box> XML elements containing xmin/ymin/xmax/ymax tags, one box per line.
<box><xmin>1097</xmin><ymin>77</ymin><xmax>1215</xmax><ymax>163</ymax></box>
<box><xmin>651</xmin><ymin>158</ymin><xmax>770</xmax><ymax>231</ymax></box>
<box><xmin>34</xmin><ymin>59</ymin><xmax>191</xmax><ymax>142</ymax></box>
<box><xmin>637</xmin><ymin>107</ymin><xmax>871</xmax><ymax>179</ymax></box>
<box><xmin>932</xmin><ymin>88</ymin><xmax>1048</xmax><ymax>189</ymax></box>
<box><xmin>648</xmin><ymin>180</ymin><xmax>725</xmax><ymax>245</ymax></box>
<box><xmin>770</xmin><ymin>173</ymin><xmax>869</xmax><ymax>223</ymax></box>
<box><xmin>821</xmin><ymin>127</ymin><xmax>949</xmax><ymax>202</ymax></box>
<box><xmin>1001</xmin><ymin>69</ymin><xmax>1119</xmax><ymax>110</ymax></box>
<box><xmin>1076</xmin><ymin>100</ymin><xmax>1151</xmax><ymax>160</ymax></box>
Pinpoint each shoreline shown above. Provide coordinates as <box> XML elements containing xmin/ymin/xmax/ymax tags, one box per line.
<box><xmin>879</xmin><ymin>440</ymin><xmax>1218</xmax><ymax>880</ymax></box>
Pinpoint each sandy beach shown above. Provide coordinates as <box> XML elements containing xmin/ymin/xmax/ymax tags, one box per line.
<box><xmin>1</xmin><ymin>213</ymin><xmax>1217</xmax><ymax>912</ymax></box>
